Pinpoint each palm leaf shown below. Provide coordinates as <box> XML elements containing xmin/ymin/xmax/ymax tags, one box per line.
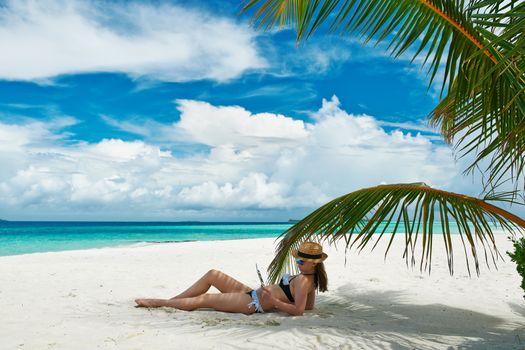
<box><xmin>240</xmin><ymin>1</ymin><xmax>525</xmax><ymax>280</ymax></box>
<box><xmin>430</xmin><ymin>2</ymin><xmax>525</xmax><ymax>192</ymax></box>
<box><xmin>242</xmin><ymin>0</ymin><xmax>500</xmax><ymax>89</ymax></box>
<box><xmin>266</xmin><ymin>183</ymin><xmax>525</xmax><ymax>283</ymax></box>
<box><xmin>242</xmin><ymin>0</ymin><xmax>525</xmax><ymax>193</ymax></box>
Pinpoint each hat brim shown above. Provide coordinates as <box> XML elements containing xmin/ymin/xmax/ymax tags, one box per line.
<box><xmin>292</xmin><ymin>250</ymin><xmax>328</xmax><ymax>263</ymax></box>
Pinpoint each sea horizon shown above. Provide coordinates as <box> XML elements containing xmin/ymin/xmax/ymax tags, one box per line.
<box><xmin>0</xmin><ymin>220</ymin><xmax>503</xmax><ymax>257</ymax></box>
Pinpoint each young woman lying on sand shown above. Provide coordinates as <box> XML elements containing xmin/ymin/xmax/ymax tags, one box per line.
<box><xmin>135</xmin><ymin>241</ymin><xmax>328</xmax><ymax>316</ymax></box>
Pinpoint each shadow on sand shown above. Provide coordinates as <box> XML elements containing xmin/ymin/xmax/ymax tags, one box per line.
<box><xmin>140</xmin><ymin>283</ymin><xmax>525</xmax><ymax>350</ymax></box>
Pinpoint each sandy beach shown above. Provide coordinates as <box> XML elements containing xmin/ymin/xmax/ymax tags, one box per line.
<box><xmin>1</xmin><ymin>234</ymin><xmax>524</xmax><ymax>350</ymax></box>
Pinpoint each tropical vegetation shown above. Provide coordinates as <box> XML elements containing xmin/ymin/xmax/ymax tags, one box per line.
<box><xmin>508</xmin><ymin>237</ymin><xmax>525</xmax><ymax>298</ymax></box>
<box><xmin>241</xmin><ymin>0</ymin><xmax>525</xmax><ymax>282</ymax></box>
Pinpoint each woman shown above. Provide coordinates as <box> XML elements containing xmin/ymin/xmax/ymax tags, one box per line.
<box><xmin>135</xmin><ymin>241</ymin><xmax>328</xmax><ymax>316</ymax></box>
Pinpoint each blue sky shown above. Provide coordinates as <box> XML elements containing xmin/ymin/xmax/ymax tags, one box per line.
<box><xmin>0</xmin><ymin>0</ymin><xmax>507</xmax><ymax>221</ymax></box>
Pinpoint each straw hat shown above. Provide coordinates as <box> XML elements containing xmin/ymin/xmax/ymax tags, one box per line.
<box><xmin>292</xmin><ymin>241</ymin><xmax>328</xmax><ymax>263</ymax></box>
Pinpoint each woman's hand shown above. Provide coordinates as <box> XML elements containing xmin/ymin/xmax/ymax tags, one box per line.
<box><xmin>260</xmin><ymin>287</ymin><xmax>275</xmax><ymax>304</ymax></box>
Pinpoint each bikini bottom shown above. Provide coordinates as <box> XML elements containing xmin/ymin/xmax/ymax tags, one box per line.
<box><xmin>246</xmin><ymin>289</ymin><xmax>264</xmax><ymax>313</ymax></box>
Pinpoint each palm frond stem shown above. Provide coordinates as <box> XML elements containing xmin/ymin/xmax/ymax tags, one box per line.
<box><xmin>419</xmin><ymin>0</ymin><xmax>497</xmax><ymax>63</ymax></box>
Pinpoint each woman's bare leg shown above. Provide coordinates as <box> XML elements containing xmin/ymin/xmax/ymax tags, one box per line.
<box><xmin>170</xmin><ymin>269</ymin><xmax>251</xmax><ymax>299</ymax></box>
<box><xmin>136</xmin><ymin>293</ymin><xmax>255</xmax><ymax>314</ymax></box>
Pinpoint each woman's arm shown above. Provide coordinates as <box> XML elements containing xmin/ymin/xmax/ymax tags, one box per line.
<box><xmin>305</xmin><ymin>289</ymin><xmax>315</xmax><ymax>310</ymax></box>
<box><xmin>262</xmin><ymin>276</ymin><xmax>312</xmax><ymax>316</ymax></box>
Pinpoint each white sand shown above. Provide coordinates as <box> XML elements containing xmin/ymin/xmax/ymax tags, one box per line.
<box><xmin>1</xmin><ymin>234</ymin><xmax>524</xmax><ymax>350</ymax></box>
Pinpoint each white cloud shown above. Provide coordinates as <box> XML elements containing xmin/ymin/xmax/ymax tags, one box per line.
<box><xmin>178</xmin><ymin>173</ymin><xmax>289</xmax><ymax>209</ymax></box>
<box><xmin>0</xmin><ymin>97</ymin><xmax>467</xmax><ymax>220</ymax></box>
<box><xmin>270</xmin><ymin>96</ymin><xmax>456</xmax><ymax>194</ymax></box>
<box><xmin>0</xmin><ymin>0</ymin><xmax>265</xmax><ymax>82</ymax></box>
<box><xmin>175</xmin><ymin>99</ymin><xmax>309</xmax><ymax>146</ymax></box>
<box><xmin>378</xmin><ymin>120</ymin><xmax>438</xmax><ymax>134</ymax></box>
<box><xmin>0</xmin><ymin>117</ymin><xmax>76</xmax><ymax>148</ymax></box>
<box><xmin>265</xmin><ymin>38</ymin><xmax>353</xmax><ymax>78</ymax></box>
<box><xmin>100</xmin><ymin>115</ymin><xmax>153</xmax><ymax>138</ymax></box>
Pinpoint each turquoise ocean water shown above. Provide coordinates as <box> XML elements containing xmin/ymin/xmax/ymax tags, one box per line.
<box><xmin>0</xmin><ymin>221</ymin><xmax>492</xmax><ymax>257</ymax></box>
<box><xmin>0</xmin><ymin>222</ymin><xmax>292</xmax><ymax>257</ymax></box>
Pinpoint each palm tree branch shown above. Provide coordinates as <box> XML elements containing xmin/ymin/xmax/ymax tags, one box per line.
<box><xmin>419</xmin><ymin>0</ymin><xmax>497</xmax><ymax>63</ymax></box>
<box><xmin>242</xmin><ymin>0</ymin><xmax>525</xmax><ymax>190</ymax></box>
<box><xmin>266</xmin><ymin>183</ymin><xmax>525</xmax><ymax>283</ymax></box>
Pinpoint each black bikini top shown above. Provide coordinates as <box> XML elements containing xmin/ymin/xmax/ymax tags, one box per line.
<box><xmin>279</xmin><ymin>273</ymin><xmax>316</xmax><ymax>303</ymax></box>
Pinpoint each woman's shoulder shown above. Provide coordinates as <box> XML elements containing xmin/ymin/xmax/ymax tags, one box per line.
<box><xmin>294</xmin><ymin>273</ymin><xmax>315</xmax><ymax>284</ymax></box>
<box><xmin>293</xmin><ymin>274</ymin><xmax>316</xmax><ymax>294</ymax></box>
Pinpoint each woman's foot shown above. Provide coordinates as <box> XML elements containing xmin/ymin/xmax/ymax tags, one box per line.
<box><xmin>135</xmin><ymin>298</ymin><xmax>166</xmax><ymax>308</ymax></box>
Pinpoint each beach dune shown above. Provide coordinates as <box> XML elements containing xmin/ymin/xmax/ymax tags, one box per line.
<box><xmin>1</xmin><ymin>235</ymin><xmax>524</xmax><ymax>349</ymax></box>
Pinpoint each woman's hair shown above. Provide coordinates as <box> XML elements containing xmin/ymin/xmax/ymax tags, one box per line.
<box><xmin>314</xmin><ymin>262</ymin><xmax>328</xmax><ymax>292</ymax></box>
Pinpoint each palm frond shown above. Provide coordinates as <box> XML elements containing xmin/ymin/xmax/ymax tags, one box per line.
<box><xmin>267</xmin><ymin>183</ymin><xmax>525</xmax><ymax>283</ymax></box>
<box><xmin>429</xmin><ymin>1</ymin><xmax>525</xmax><ymax>191</ymax></box>
<box><xmin>242</xmin><ymin>0</ymin><xmax>525</xmax><ymax>193</ymax></box>
<box><xmin>242</xmin><ymin>0</ymin><xmax>499</xmax><ymax>90</ymax></box>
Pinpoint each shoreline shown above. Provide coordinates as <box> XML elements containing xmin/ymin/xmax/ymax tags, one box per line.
<box><xmin>2</xmin><ymin>235</ymin><xmax>524</xmax><ymax>349</ymax></box>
